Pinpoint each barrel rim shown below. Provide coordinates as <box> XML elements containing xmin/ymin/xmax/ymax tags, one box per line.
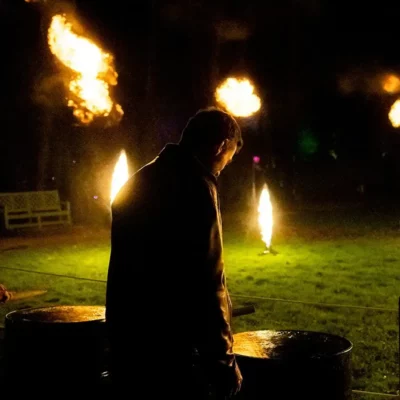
<box><xmin>5</xmin><ymin>305</ymin><xmax>105</xmax><ymax>324</ymax></box>
<box><xmin>233</xmin><ymin>329</ymin><xmax>353</xmax><ymax>360</ymax></box>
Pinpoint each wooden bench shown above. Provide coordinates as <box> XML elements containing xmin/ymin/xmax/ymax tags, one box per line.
<box><xmin>0</xmin><ymin>190</ymin><xmax>72</xmax><ymax>230</ymax></box>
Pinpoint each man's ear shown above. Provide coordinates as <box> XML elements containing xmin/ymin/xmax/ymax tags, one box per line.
<box><xmin>216</xmin><ymin>139</ymin><xmax>228</xmax><ymax>156</ymax></box>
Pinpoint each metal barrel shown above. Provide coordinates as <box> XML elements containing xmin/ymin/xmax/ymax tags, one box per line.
<box><xmin>3</xmin><ymin>305</ymin><xmax>107</xmax><ymax>388</ymax></box>
<box><xmin>234</xmin><ymin>330</ymin><xmax>353</xmax><ymax>400</ymax></box>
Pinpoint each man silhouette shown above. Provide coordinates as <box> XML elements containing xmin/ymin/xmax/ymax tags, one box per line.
<box><xmin>106</xmin><ymin>107</ymin><xmax>243</xmax><ymax>398</ymax></box>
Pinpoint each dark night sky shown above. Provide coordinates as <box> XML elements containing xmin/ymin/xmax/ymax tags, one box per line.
<box><xmin>2</xmin><ymin>0</ymin><xmax>400</xmax><ymax>209</ymax></box>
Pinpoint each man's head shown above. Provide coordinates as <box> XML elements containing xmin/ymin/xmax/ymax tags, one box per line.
<box><xmin>179</xmin><ymin>107</ymin><xmax>243</xmax><ymax>177</ymax></box>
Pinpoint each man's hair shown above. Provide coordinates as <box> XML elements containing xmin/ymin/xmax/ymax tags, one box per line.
<box><xmin>179</xmin><ymin>107</ymin><xmax>243</xmax><ymax>154</ymax></box>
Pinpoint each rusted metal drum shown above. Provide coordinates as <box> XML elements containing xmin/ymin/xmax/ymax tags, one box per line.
<box><xmin>233</xmin><ymin>330</ymin><xmax>353</xmax><ymax>400</ymax></box>
<box><xmin>4</xmin><ymin>305</ymin><xmax>107</xmax><ymax>387</ymax></box>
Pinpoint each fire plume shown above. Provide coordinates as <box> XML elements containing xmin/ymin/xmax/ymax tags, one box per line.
<box><xmin>383</xmin><ymin>74</ymin><xmax>400</xmax><ymax>94</ymax></box>
<box><xmin>110</xmin><ymin>150</ymin><xmax>129</xmax><ymax>204</ymax></box>
<box><xmin>258</xmin><ymin>184</ymin><xmax>273</xmax><ymax>249</ymax></box>
<box><xmin>48</xmin><ymin>14</ymin><xmax>123</xmax><ymax>124</ymax></box>
<box><xmin>389</xmin><ymin>100</ymin><xmax>400</xmax><ymax>128</ymax></box>
<box><xmin>216</xmin><ymin>77</ymin><xmax>261</xmax><ymax>117</ymax></box>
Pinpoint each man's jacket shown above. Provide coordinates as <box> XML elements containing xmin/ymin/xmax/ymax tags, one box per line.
<box><xmin>106</xmin><ymin>143</ymin><xmax>235</xmax><ymax>379</ymax></box>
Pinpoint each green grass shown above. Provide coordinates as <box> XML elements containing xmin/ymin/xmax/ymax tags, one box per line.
<box><xmin>0</xmin><ymin>208</ymin><xmax>399</xmax><ymax>395</ymax></box>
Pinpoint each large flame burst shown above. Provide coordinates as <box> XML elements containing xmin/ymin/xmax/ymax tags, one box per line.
<box><xmin>382</xmin><ymin>74</ymin><xmax>400</xmax><ymax>94</ymax></box>
<box><xmin>389</xmin><ymin>99</ymin><xmax>400</xmax><ymax>128</ymax></box>
<box><xmin>258</xmin><ymin>184</ymin><xmax>273</xmax><ymax>249</ymax></box>
<box><xmin>110</xmin><ymin>150</ymin><xmax>129</xmax><ymax>204</ymax></box>
<box><xmin>48</xmin><ymin>14</ymin><xmax>123</xmax><ymax>124</ymax></box>
<box><xmin>216</xmin><ymin>77</ymin><xmax>261</xmax><ymax>117</ymax></box>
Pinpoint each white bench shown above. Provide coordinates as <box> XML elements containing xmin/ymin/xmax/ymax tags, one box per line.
<box><xmin>0</xmin><ymin>191</ymin><xmax>72</xmax><ymax>230</ymax></box>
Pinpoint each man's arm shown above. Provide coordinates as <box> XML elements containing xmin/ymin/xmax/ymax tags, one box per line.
<box><xmin>189</xmin><ymin>180</ymin><xmax>242</xmax><ymax>396</ymax></box>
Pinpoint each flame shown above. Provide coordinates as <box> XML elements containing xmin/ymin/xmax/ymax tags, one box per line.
<box><xmin>110</xmin><ymin>150</ymin><xmax>129</xmax><ymax>204</ymax></box>
<box><xmin>389</xmin><ymin>99</ymin><xmax>400</xmax><ymax>127</ymax></box>
<box><xmin>258</xmin><ymin>184</ymin><xmax>273</xmax><ymax>249</ymax></box>
<box><xmin>216</xmin><ymin>77</ymin><xmax>261</xmax><ymax>117</ymax></box>
<box><xmin>48</xmin><ymin>14</ymin><xmax>123</xmax><ymax>124</ymax></box>
<box><xmin>383</xmin><ymin>74</ymin><xmax>400</xmax><ymax>94</ymax></box>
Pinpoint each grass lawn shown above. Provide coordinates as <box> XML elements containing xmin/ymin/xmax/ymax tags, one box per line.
<box><xmin>0</xmin><ymin>206</ymin><xmax>399</xmax><ymax>395</ymax></box>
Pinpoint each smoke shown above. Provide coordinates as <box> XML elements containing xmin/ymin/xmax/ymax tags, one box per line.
<box><xmin>215</xmin><ymin>19</ymin><xmax>252</xmax><ymax>41</ymax></box>
<box><xmin>32</xmin><ymin>73</ymin><xmax>66</xmax><ymax>108</ymax></box>
<box><xmin>28</xmin><ymin>0</ymin><xmax>78</xmax><ymax>111</ymax></box>
<box><xmin>338</xmin><ymin>69</ymin><xmax>400</xmax><ymax>95</ymax></box>
<box><xmin>24</xmin><ymin>0</ymin><xmax>76</xmax><ymax>16</ymax></box>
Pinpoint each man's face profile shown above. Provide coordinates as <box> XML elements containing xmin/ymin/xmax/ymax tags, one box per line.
<box><xmin>212</xmin><ymin>139</ymin><xmax>238</xmax><ymax>177</ymax></box>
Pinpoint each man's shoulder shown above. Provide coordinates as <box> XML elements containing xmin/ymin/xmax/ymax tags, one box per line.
<box><xmin>110</xmin><ymin>163</ymin><xmax>154</xmax><ymax>212</ymax></box>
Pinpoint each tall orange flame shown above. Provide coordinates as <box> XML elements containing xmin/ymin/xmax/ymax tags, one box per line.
<box><xmin>110</xmin><ymin>150</ymin><xmax>129</xmax><ymax>204</ymax></box>
<box><xmin>258</xmin><ymin>184</ymin><xmax>273</xmax><ymax>249</ymax></box>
